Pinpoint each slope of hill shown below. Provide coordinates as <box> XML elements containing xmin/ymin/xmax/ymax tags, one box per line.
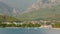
<box><xmin>0</xmin><ymin>2</ymin><xmax>13</xmax><ymax>16</ymax></box>
<box><xmin>0</xmin><ymin>15</ymin><xmax>19</xmax><ymax>22</ymax></box>
<box><xmin>0</xmin><ymin>2</ymin><xmax>21</xmax><ymax>17</ymax></box>
<box><xmin>19</xmin><ymin>0</ymin><xmax>60</xmax><ymax>21</ymax></box>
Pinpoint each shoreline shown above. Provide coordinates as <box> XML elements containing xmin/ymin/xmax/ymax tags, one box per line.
<box><xmin>52</xmin><ymin>28</ymin><xmax>60</xmax><ymax>30</ymax></box>
<box><xmin>0</xmin><ymin>27</ymin><xmax>60</xmax><ymax>30</ymax></box>
<box><xmin>6</xmin><ymin>27</ymin><xmax>60</xmax><ymax>30</ymax></box>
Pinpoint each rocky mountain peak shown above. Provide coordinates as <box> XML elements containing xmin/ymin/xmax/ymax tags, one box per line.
<box><xmin>31</xmin><ymin>0</ymin><xmax>60</xmax><ymax>9</ymax></box>
<box><xmin>37</xmin><ymin>0</ymin><xmax>58</xmax><ymax>4</ymax></box>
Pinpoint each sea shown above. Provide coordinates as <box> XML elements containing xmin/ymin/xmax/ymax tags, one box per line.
<box><xmin>0</xmin><ymin>28</ymin><xmax>60</xmax><ymax>34</ymax></box>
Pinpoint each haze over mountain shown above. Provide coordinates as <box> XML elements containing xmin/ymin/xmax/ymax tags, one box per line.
<box><xmin>20</xmin><ymin>0</ymin><xmax>60</xmax><ymax>20</ymax></box>
<box><xmin>0</xmin><ymin>0</ymin><xmax>60</xmax><ymax>21</ymax></box>
<box><xmin>0</xmin><ymin>0</ymin><xmax>37</xmax><ymax>20</ymax></box>
<box><xmin>0</xmin><ymin>1</ymin><xmax>20</xmax><ymax>17</ymax></box>
<box><xmin>0</xmin><ymin>2</ymin><xmax>13</xmax><ymax>15</ymax></box>
<box><xmin>1</xmin><ymin>0</ymin><xmax>37</xmax><ymax>11</ymax></box>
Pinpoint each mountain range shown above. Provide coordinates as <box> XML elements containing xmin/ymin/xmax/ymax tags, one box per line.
<box><xmin>0</xmin><ymin>0</ymin><xmax>36</xmax><ymax>17</ymax></box>
<box><xmin>2</xmin><ymin>0</ymin><xmax>37</xmax><ymax>11</ymax></box>
<box><xmin>0</xmin><ymin>2</ymin><xmax>12</xmax><ymax>15</ymax></box>
<box><xmin>0</xmin><ymin>2</ymin><xmax>21</xmax><ymax>17</ymax></box>
<box><xmin>0</xmin><ymin>0</ymin><xmax>60</xmax><ymax>21</ymax></box>
<box><xmin>19</xmin><ymin>0</ymin><xmax>60</xmax><ymax>21</ymax></box>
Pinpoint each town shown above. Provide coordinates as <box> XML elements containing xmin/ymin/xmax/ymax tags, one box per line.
<box><xmin>0</xmin><ymin>19</ymin><xmax>60</xmax><ymax>28</ymax></box>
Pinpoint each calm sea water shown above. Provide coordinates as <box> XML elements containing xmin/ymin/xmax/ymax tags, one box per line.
<box><xmin>0</xmin><ymin>28</ymin><xmax>60</xmax><ymax>34</ymax></box>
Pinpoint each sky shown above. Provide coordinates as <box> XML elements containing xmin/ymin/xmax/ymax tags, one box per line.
<box><xmin>1</xmin><ymin>0</ymin><xmax>37</xmax><ymax>11</ymax></box>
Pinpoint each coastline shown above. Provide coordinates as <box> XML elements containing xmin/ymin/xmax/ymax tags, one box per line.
<box><xmin>0</xmin><ymin>27</ymin><xmax>60</xmax><ymax>30</ymax></box>
<box><xmin>6</xmin><ymin>27</ymin><xmax>60</xmax><ymax>30</ymax></box>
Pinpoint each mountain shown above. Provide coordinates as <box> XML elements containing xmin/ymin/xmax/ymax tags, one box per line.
<box><xmin>25</xmin><ymin>0</ymin><xmax>60</xmax><ymax>10</ymax></box>
<box><xmin>2</xmin><ymin>0</ymin><xmax>37</xmax><ymax>11</ymax></box>
<box><xmin>0</xmin><ymin>2</ymin><xmax>13</xmax><ymax>16</ymax></box>
<box><xmin>0</xmin><ymin>2</ymin><xmax>21</xmax><ymax>17</ymax></box>
<box><xmin>0</xmin><ymin>0</ymin><xmax>37</xmax><ymax>17</ymax></box>
<box><xmin>19</xmin><ymin>0</ymin><xmax>60</xmax><ymax>21</ymax></box>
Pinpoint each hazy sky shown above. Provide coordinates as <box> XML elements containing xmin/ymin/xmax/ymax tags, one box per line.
<box><xmin>1</xmin><ymin>0</ymin><xmax>37</xmax><ymax>11</ymax></box>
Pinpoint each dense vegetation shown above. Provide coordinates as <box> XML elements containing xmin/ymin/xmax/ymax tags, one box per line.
<box><xmin>52</xmin><ymin>22</ymin><xmax>60</xmax><ymax>28</ymax></box>
<box><xmin>0</xmin><ymin>23</ymin><xmax>41</xmax><ymax>27</ymax></box>
<box><xmin>0</xmin><ymin>15</ymin><xmax>19</xmax><ymax>21</ymax></box>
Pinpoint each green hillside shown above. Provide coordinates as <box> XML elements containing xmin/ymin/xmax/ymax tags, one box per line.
<box><xmin>0</xmin><ymin>15</ymin><xmax>19</xmax><ymax>22</ymax></box>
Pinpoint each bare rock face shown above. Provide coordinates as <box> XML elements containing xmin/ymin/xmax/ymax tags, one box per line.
<box><xmin>24</xmin><ymin>0</ymin><xmax>60</xmax><ymax>13</ymax></box>
<box><xmin>31</xmin><ymin>0</ymin><xmax>60</xmax><ymax>9</ymax></box>
<box><xmin>20</xmin><ymin>0</ymin><xmax>60</xmax><ymax>20</ymax></box>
